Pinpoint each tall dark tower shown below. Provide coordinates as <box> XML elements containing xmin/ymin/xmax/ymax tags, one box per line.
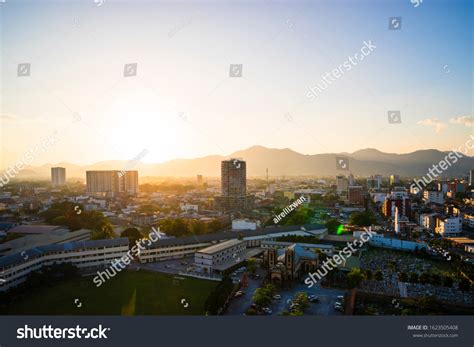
<box><xmin>214</xmin><ymin>159</ymin><xmax>254</xmax><ymax>212</ymax></box>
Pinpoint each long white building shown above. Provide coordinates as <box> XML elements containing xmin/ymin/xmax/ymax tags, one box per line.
<box><xmin>0</xmin><ymin>238</ymin><xmax>129</xmax><ymax>292</ymax></box>
<box><xmin>194</xmin><ymin>239</ymin><xmax>246</xmax><ymax>273</ymax></box>
<box><xmin>138</xmin><ymin>224</ymin><xmax>328</xmax><ymax>263</ymax></box>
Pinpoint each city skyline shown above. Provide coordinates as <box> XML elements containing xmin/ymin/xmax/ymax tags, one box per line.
<box><xmin>1</xmin><ymin>0</ymin><xmax>472</xmax><ymax>168</ymax></box>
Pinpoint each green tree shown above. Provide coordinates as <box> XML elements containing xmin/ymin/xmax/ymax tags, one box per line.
<box><xmin>398</xmin><ymin>272</ymin><xmax>408</xmax><ymax>283</ymax></box>
<box><xmin>409</xmin><ymin>273</ymin><xmax>419</xmax><ymax>283</ymax></box>
<box><xmin>293</xmin><ymin>292</ymin><xmax>310</xmax><ymax>311</ymax></box>
<box><xmin>247</xmin><ymin>258</ymin><xmax>257</xmax><ymax>274</ymax></box>
<box><xmin>252</xmin><ymin>283</ymin><xmax>276</xmax><ymax>308</ymax></box>
<box><xmin>121</xmin><ymin>228</ymin><xmax>143</xmax><ymax>245</ymax></box>
<box><xmin>252</xmin><ymin>288</ymin><xmax>272</xmax><ymax>308</ymax></box>
<box><xmin>430</xmin><ymin>273</ymin><xmax>441</xmax><ymax>286</ymax></box>
<box><xmin>364</xmin><ymin>269</ymin><xmax>372</xmax><ymax>280</ymax></box>
<box><xmin>347</xmin><ymin>268</ymin><xmax>365</xmax><ymax>289</ymax></box>
<box><xmin>325</xmin><ymin>219</ymin><xmax>341</xmax><ymax>233</ymax></box>
<box><xmin>458</xmin><ymin>278</ymin><xmax>471</xmax><ymax>292</ymax></box>
<box><xmin>442</xmin><ymin>276</ymin><xmax>453</xmax><ymax>288</ymax></box>
<box><xmin>91</xmin><ymin>223</ymin><xmax>115</xmax><ymax>240</ymax></box>
<box><xmin>374</xmin><ymin>271</ymin><xmax>383</xmax><ymax>281</ymax></box>
<box><xmin>419</xmin><ymin>272</ymin><xmax>431</xmax><ymax>284</ymax></box>
<box><xmin>348</xmin><ymin>211</ymin><xmax>376</xmax><ymax>227</ymax></box>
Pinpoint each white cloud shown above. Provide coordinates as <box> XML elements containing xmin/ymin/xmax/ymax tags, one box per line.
<box><xmin>417</xmin><ymin>118</ymin><xmax>447</xmax><ymax>133</ymax></box>
<box><xmin>449</xmin><ymin>116</ymin><xmax>473</xmax><ymax>128</ymax></box>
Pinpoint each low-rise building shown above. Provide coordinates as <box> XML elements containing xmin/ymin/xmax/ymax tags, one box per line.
<box><xmin>369</xmin><ymin>234</ymin><xmax>427</xmax><ymax>251</ymax></box>
<box><xmin>0</xmin><ymin>238</ymin><xmax>129</xmax><ymax>292</ymax></box>
<box><xmin>435</xmin><ymin>216</ymin><xmax>462</xmax><ymax>237</ymax></box>
<box><xmin>423</xmin><ymin>190</ymin><xmax>445</xmax><ymax>204</ymax></box>
<box><xmin>231</xmin><ymin>219</ymin><xmax>260</xmax><ymax>231</ymax></box>
<box><xmin>194</xmin><ymin>239</ymin><xmax>246</xmax><ymax>273</ymax></box>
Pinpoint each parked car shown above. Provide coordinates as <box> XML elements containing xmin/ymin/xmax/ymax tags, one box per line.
<box><xmin>308</xmin><ymin>295</ymin><xmax>319</xmax><ymax>302</ymax></box>
<box><xmin>273</xmin><ymin>294</ymin><xmax>281</xmax><ymax>300</ymax></box>
<box><xmin>337</xmin><ymin>295</ymin><xmax>344</xmax><ymax>300</ymax></box>
<box><xmin>335</xmin><ymin>301</ymin><xmax>342</xmax><ymax>306</ymax></box>
<box><xmin>234</xmin><ymin>291</ymin><xmax>245</xmax><ymax>298</ymax></box>
<box><xmin>262</xmin><ymin>307</ymin><xmax>272</xmax><ymax>315</ymax></box>
<box><xmin>335</xmin><ymin>305</ymin><xmax>344</xmax><ymax>312</ymax></box>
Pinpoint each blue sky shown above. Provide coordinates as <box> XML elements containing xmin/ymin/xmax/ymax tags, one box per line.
<box><xmin>0</xmin><ymin>0</ymin><xmax>472</xmax><ymax>166</ymax></box>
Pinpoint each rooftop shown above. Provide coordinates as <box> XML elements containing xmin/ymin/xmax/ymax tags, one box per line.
<box><xmin>196</xmin><ymin>239</ymin><xmax>244</xmax><ymax>255</ymax></box>
<box><xmin>144</xmin><ymin>223</ymin><xmax>327</xmax><ymax>249</ymax></box>
<box><xmin>0</xmin><ymin>237</ymin><xmax>129</xmax><ymax>269</ymax></box>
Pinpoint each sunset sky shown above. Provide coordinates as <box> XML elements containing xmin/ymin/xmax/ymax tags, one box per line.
<box><xmin>0</xmin><ymin>0</ymin><xmax>472</xmax><ymax>168</ymax></box>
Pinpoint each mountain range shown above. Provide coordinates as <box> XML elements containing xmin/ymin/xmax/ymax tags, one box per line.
<box><xmin>4</xmin><ymin>146</ymin><xmax>474</xmax><ymax>180</ymax></box>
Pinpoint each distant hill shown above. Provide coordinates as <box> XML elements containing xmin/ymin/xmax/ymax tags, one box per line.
<box><xmin>3</xmin><ymin>146</ymin><xmax>473</xmax><ymax>179</ymax></box>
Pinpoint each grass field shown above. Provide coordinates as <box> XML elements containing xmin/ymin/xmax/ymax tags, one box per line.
<box><xmin>4</xmin><ymin>270</ymin><xmax>218</xmax><ymax>315</ymax></box>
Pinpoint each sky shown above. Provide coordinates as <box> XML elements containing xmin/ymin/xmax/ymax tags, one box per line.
<box><xmin>0</xmin><ymin>0</ymin><xmax>473</xmax><ymax>168</ymax></box>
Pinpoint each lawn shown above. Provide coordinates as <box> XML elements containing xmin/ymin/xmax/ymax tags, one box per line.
<box><xmin>4</xmin><ymin>270</ymin><xmax>218</xmax><ymax>315</ymax></box>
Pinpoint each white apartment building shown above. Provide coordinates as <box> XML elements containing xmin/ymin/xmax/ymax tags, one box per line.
<box><xmin>420</xmin><ymin>213</ymin><xmax>440</xmax><ymax>231</ymax></box>
<box><xmin>463</xmin><ymin>213</ymin><xmax>474</xmax><ymax>228</ymax></box>
<box><xmin>179</xmin><ymin>203</ymin><xmax>199</xmax><ymax>212</ymax></box>
<box><xmin>336</xmin><ymin>176</ymin><xmax>349</xmax><ymax>194</ymax></box>
<box><xmin>423</xmin><ymin>190</ymin><xmax>445</xmax><ymax>204</ymax></box>
<box><xmin>435</xmin><ymin>217</ymin><xmax>462</xmax><ymax>237</ymax></box>
<box><xmin>194</xmin><ymin>239</ymin><xmax>246</xmax><ymax>273</ymax></box>
<box><xmin>232</xmin><ymin>219</ymin><xmax>260</xmax><ymax>231</ymax></box>
<box><xmin>0</xmin><ymin>238</ymin><xmax>129</xmax><ymax>292</ymax></box>
<box><xmin>51</xmin><ymin>167</ymin><xmax>66</xmax><ymax>186</ymax></box>
<box><xmin>138</xmin><ymin>240</ymin><xmax>213</xmax><ymax>263</ymax></box>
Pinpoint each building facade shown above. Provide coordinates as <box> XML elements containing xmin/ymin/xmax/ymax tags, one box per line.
<box><xmin>214</xmin><ymin>159</ymin><xmax>254</xmax><ymax>212</ymax></box>
<box><xmin>86</xmin><ymin>170</ymin><xmax>138</xmax><ymax>195</ymax></box>
<box><xmin>51</xmin><ymin>167</ymin><xmax>66</xmax><ymax>186</ymax></box>
<box><xmin>0</xmin><ymin>238</ymin><xmax>129</xmax><ymax>292</ymax></box>
<box><xmin>194</xmin><ymin>239</ymin><xmax>246</xmax><ymax>273</ymax></box>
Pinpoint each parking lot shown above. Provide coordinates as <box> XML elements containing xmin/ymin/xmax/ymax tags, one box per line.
<box><xmin>271</xmin><ymin>283</ymin><xmax>346</xmax><ymax>315</ymax></box>
<box><xmin>225</xmin><ymin>268</ymin><xmax>346</xmax><ymax>316</ymax></box>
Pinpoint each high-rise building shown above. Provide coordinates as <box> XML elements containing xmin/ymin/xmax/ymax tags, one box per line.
<box><xmin>51</xmin><ymin>167</ymin><xmax>66</xmax><ymax>186</ymax></box>
<box><xmin>120</xmin><ymin>171</ymin><xmax>139</xmax><ymax>194</ymax></box>
<box><xmin>423</xmin><ymin>190</ymin><xmax>445</xmax><ymax>204</ymax></box>
<box><xmin>367</xmin><ymin>175</ymin><xmax>381</xmax><ymax>190</ymax></box>
<box><xmin>394</xmin><ymin>206</ymin><xmax>400</xmax><ymax>234</ymax></box>
<box><xmin>336</xmin><ymin>175</ymin><xmax>349</xmax><ymax>194</ymax></box>
<box><xmin>348</xmin><ymin>173</ymin><xmax>355</xmax><ymax>186</ymax></box>
<box><xmin>382</xmin><ymin>197</ymin><xmax>410</xmax><ymax>218</ymax></box>
<box><xmin>348</xmin><ymin>186</ymin><xmax>364</xmax><ymax>204</ymax></box>
<box><xmin>389</xmin><ymin>175</ymin><xmax>399</xmax><ymax>186</ymax></box>
<box><xmin>214</xmin><ymin>159</ymin><xmax>254</xmax><ymax>212</ymax></box>
<box><xmin>86</xmin><ymin>170</ymin><xmax>138</xmax><ymax>195</ymax></box>
<box><xmin>469</xmin><ymin>170</ymin><xmax>474</xmax><ymax>186</ymax></box>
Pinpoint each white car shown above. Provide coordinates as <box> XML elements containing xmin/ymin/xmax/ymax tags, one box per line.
<box><xmin>262</xmin><ymin>307</ymin><xmax>272</xmax><ymax>315</ymax></box>
<box><xmin>337</xmin><ymin>295</ymin><xmax>344</xmax><ymax>300</ymax></box>
<box><xmin>273</xmin><ymin>294</ymin><xmax>281</xmax><ymax>300</ymax></box>
<box><xmin>234</xmin><ymin>291</ymin><xmax>245</xmax><ymax>297</ymax></box>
